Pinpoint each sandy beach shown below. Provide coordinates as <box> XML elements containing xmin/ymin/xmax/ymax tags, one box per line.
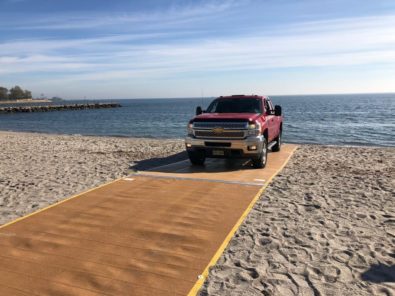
<box><xmin>0</xmin><ymin>131</ymin><xmax>394</xmax><ymax>295</ymax></box>
<box><xmin>0</xmin><ymin>131</ymin><xmax>184</xmax><ymax>225</ymax></box>
<box><xmin>200</xmin><ymin>145</ymin><xmax>395</xmax><ymax>295</ymax></box>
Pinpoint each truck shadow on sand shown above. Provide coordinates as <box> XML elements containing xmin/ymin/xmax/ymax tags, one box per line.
<box><xmin>361</xmin><ymin>263</ymin><xmax>395</xmax><ymax>283</ymax></box>
<box><xmin>130</xmin><ymin>151</ymin><xmax>260</xmax><ymax>173</ymax></box>
<box><xmin>130</xmin><ymin>151</ymin><xmax>188</xmax><ymax>171</ymax></box>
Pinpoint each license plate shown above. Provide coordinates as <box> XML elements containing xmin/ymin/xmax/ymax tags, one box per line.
<box><xmin>212</xmin><ymin>150</ymin><xmax>225</xmax><ymax>156</ymax></box>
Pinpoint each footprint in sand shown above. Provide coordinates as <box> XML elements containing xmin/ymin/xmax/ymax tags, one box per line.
<box><xmin>332</xmin><ymin>250</ymin><xmax>353</xmax><ymax>264</ymax></box>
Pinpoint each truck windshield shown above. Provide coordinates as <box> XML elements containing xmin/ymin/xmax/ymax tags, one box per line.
<box><xmin>206</xmin><ymin>98</ymin><xmax>261</xmax><ymax>114</ymax></box>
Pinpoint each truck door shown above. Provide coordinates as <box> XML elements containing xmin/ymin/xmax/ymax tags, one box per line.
<box><xmin>264</xmin><ymin>98</ymin><xmax>275</xmax><ymax>142</ymax></box>
<box><xmin>267</xmin><ymin>98</ymin><xmax>279</xmax><ymax>140</ymax></box>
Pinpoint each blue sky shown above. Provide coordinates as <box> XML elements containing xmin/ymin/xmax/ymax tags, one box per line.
<box><xmin>1</xmin><ymin>0</ymin><xmax>395</xmax><ymax>99</ymax></box>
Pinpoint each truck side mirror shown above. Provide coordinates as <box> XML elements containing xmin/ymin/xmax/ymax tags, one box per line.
<box><xmin>274</xmin><ymin>105</ymin><xmax>282</xmax><ymax>116</ymax></box>
<box><xmin>196</xmin><ymin>106</ymin><xmax>203</xmax><ymax>115</ymax></box>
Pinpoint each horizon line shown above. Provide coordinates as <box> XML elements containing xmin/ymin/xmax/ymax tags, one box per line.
<box><xmin>56</xmin><ymin>91</ymin><xmax>395</xmax><ymax>100</ymax></box>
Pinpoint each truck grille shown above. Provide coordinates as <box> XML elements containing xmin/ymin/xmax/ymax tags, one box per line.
<box><xmin>193</xmin><ymin>121</ymin><xmax>248</xmax><ymax>130</ymax></box>
<box><xmin>192</xmin><ymin>121</ymin><xmax>248</xmax><ymax>139</ymax></box>
<box><xmin>195</xmin><ymin>130</ymin><xmax>245</xmax><ymax>138</ymax></box>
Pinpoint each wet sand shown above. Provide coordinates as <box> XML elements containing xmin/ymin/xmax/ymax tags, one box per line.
<box><xmin>0</xmin><ymin>131</ymin><xmax>394</xmax><ymax>295</ymax></box>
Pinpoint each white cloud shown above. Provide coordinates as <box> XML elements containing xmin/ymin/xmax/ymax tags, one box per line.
<box><xmin>1</xmin><ymin>11</ymin><xmax>395</xmax><ymax>96</ymax></box>
<box><xmin>4</xmin><ymin>0</ymin><xmax>242</xmax><ymax>30</ymax></box>
<box><xmin>5</xmin><ymin>15</ymin><xmax>395</xmax><ymax>70</ymax></box>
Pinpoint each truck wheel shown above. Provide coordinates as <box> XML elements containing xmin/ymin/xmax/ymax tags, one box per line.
<box><xmin>188</xmin><ymin>150</ymin><xmax>206</xmax><ymax>165</ymax></box>
<box><xmin>272</xmin><ymin>130</ymin><xmax>282</xmax><ymax>152</ymax></box>
<box><xmin>252</xmin><ymin>138</ymin><xmax>268</xmax><ymax>168</ymax></box>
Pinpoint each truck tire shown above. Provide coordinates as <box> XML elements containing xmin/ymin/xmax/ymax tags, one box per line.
<box><xmin>272</xmin><ymin>130</ymin><xmax>282</xmax><ymax>152</ymax></box>
<box><xmin>188</xmin><ymin>150</ymin><xmax>206</xmax><ymax>165</ymax></box>
<box><xmin>252</xmin><ymin>137</ymin><xmax>268</xmax><ymax>168</ymax></box>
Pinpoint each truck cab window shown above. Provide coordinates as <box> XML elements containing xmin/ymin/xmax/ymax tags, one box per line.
<box><xmin>264</xmin><ymin>100</ymin><xmax>272</xmax><ymax>115</ymax></box>
<box><xmin>207</xmin><ymin>98</ymin><xmax>262</xmax><ymax>114</ymax></box>
<box><xmin>268</xmin><ymin>100</ymin><xmax>275</xmax><ymax>113</ymax></box>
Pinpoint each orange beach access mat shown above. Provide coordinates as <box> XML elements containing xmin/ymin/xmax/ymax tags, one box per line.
<box><xmin>0</xmin><ymin>144</ymin><xmax>297</xmax><ymax>296</ymax></box>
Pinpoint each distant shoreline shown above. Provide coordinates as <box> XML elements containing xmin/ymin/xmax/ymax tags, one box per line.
<box><xmin>0</xmin><ymin>99</ymin><xmax>51</xmax><ymax>104</ymax></box>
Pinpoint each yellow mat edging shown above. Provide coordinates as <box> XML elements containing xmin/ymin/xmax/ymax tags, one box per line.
<box><xmin>187</xmin><ymin>145</ymin><xmax>298</xmax><ymax>296</ymax></box>
<box><xmin>0</xmin><ymin>178</ymin><xmax>123</xmax><ymax>230</ymax></box>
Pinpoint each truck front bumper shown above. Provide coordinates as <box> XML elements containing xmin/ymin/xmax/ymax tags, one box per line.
<box><xmin>185</xmin><ymin>136</ymin><xmax>264</xmax><ymax>158</ymax></box>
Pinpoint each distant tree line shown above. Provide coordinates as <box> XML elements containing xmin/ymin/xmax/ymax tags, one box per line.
<box><xmin>0</xmin><ymin>86</ymin><xmax>32</xmax><ymax>101</ymax></box>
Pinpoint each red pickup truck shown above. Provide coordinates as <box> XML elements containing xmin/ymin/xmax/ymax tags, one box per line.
<box><xmin>185</xmin><ymin>95</ymin><xmax>283</xmax><ymax>168</ymax></box>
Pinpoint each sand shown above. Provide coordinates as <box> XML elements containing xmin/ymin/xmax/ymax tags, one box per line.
<box><xmin>200</xmin><ymin>145</ymin><xmax>395</xmax><ymax>296</ymax></box>
<box><xmin>0</xmin><ymin>131</ymin><xmax>394</xmax><ymax>295</ymax></box>
<box><xmin>0</xmin><ymin>131</ymin><xmax>183</xmax><ymax>225</ymax></box>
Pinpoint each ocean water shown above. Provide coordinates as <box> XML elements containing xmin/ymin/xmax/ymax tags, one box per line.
<box><xmin>0</xmin><ymin>94</ymin><xmax>394</xmax><ymax>147</ymax></box>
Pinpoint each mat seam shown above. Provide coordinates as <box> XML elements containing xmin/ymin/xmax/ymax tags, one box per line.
<box><xmin>132</xmin><ymin>173</ymin><xmax>264</xmax><ymax>186</ymax></box>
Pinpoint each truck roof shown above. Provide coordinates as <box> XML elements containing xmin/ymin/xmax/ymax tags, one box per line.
<box><xmin>218</xmin><ymin>94</ymin><xmax>267</xmax><ymax>100</ymax></box>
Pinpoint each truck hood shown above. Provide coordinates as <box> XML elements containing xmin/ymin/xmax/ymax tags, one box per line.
<box><xmin>193</xmin><ymin>113</ymin><xmax>261</xmax><ymax>122</ymax></box>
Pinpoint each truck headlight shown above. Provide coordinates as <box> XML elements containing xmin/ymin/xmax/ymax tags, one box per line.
<box><xmin>187</xmin><ymin>123</ymin><xmax>194</xmax><ymax>136</ymax></box>
<box><xmin>247</xmin><ymin>122</ymin><xmax>261</xmax><ymax>136</ymax></box>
